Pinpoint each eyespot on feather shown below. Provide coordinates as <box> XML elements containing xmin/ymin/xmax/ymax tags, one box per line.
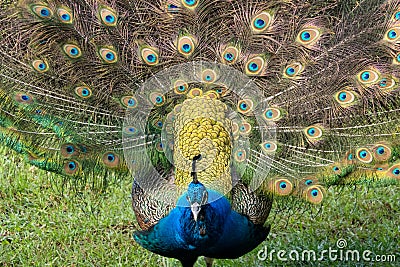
<box><xmin>356</xmin><ymin>69</ymin><xmax>380</xmax><ymax>85</ymax></box>
<box><xmin>251</xmin><ymin>11</ymin><xmax>272</xmax><ymax>33</ymax></box>
<box><xmin>303</xmin><ymin>185</ymin><xmax>324</xmax><ymax>204</ymax></box>
<box><xmin>304</xmin><ymin>125</ymin><xmax>323</xmax><ymax>140</ymax></box>
<box><xmin>201</xmin><ymin>69</ymin><xmax>217</xmax><ymax>83</ymax></box>
<box><xmin>296</xmin><ymin>27</ymin><xmax>321</xmax><ymax>47</ymax></box>
<box><xmin>378</xmin><ymin>76</ymin><xmax>398</xmax><ymax>92</ymax></box>
<box><xmin>57</xmin><ymin>7</ymin><xmax>73</xmax><ymax>23</ymax></box>
<box><xmin>64</xmin><ymin>160</ymin><xmax>80</xmax><ymax>175</ymax></box>
<box><xmin>99</xmin><ymin>6</ymin><xmax>118</xmax><ymax>26</ymax></box>
<box><xmin>387</xmin><ymin>164</ymin><xmax>400</xmax><ymax>179</ymax></box>
<box><xmin>177</xmin><ymin>35</ymin><xmax>196</xmax><ymax>57</ymax></box>
<box><xmin>182</xmin><ymin>0</ymin><xmax>199</xmax><ymax>9</ymax></box>
<box><xmin>283</xmin><ymin>62</ymin><xmax>304</xmax><ymax>78</ymax></box>
<box><xmin>237</xmin><ymin>99</ymin><xmax>253</xmax><ymax>114</ymax></box>
<box><xmin>63</xmin><ymin>44</ymin><xmax>82</xmax><ymax>59</ymax></box>
<box><xmin>221</xmin><ymin>46</ymin><xmax>240</xmax><ymax>65</ymax></box>
<box><xmin>334</xmin><ymin>90</ymin><xmax>357</xmax><ymax>107</ymax></box>
<box><xmin>32</xmin><ymin>59</ymin><xmax>49</xmax><ymax>73</ymax></box>
<box><xmin>268</xmin><ymin>178</ymin><xmax>293</xmax><ymax>196</ymax></box>
<box><xmin>149</xmin><ymin>92</ymin><xmax>166</xmax><ymax>107</ymax></box>
<box><xmin>61</xmin><ymin>143</ymin><xmax>79</xmax><ymax>158</ymax></box>
<box><xmin>263</xmin><ymin>108</ymin><xmax>282</xmax><ymax>122</ymax></box>
<box><xmin>355</xmin><ymin>148</ymin><xmax>373</xmax><ymax>164</ymax></box>
<box><xmin>260</xmin><ymin>141</ymin><xmax>277</xmax><ymax>153</ymax></box>
<box><xmin>14</xmin><ymin>92</ymin><xmax>34</xmax><ymax>105</ymax></box>
<box><xmin>141</xmin><ymin>47</ymin><xmax>159</xmax><ymax>66</ymax></box>
<box><xmin>238</xmin><ymin>121</ymin><xmax>252</xmax><ymax>135</ymax></box>
<box><xmin>123</xmin><ymin>126</ymin><xmax>139</xmax><ymax>136</ymax></box>
<box><xmin>102</xmin><ymin>152</ymin><xmax>120</xmax><ymax>168</ymax></box>
<box><xmin>30</xmin><ymin>4</ymin><xmax>53</xmax><ymax>19</ymax></box>
<box><xmin>75</xmin><ymin>85</ymin><xmax>92</xmax><ymax>99</ymax></box>
<box><xmin>234</xmin><ymin>149</ymin><xmax>247</xmax><ymax>162</ymax></box>
<box><xmin>372</xmin><ymin>144</ymin><xmax>392</xmax><ymax>162</ymax></box>
<box><xmin>174</xmin><ymin>80</ymin><xmax>189</xmax><ymax>94</ymax></box>
<box><xmin>245</xmin><ymin>56</ymin><xmax>265</xmax><ymax>76</ymax></box>
<box><xmin>384</xmin><ymin>26</ymin><xmax>400</xmax><ymax>42</ymax></box>
<box><xmin>98</xmin><ymin>47</ymin><xmax>118</xmax><ymax>63</ymax></box>
<box><xmin>121</xmin><ymin>96</ymin><xmax>138</xmax><ymax>108</ymax></box>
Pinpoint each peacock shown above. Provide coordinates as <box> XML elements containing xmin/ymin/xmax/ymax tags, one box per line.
<box><xmin>0</xmin><ymin>0</ymin><xmax>399</xmax><ymax>266</ymax></box>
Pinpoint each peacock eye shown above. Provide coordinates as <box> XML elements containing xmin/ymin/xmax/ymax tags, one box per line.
<box><xmin>378</xmin><ymin>76</ymin><xmax>397</xmax><ymax>92</ymax></box>
<box><xmin>372</xmin><ymin>144</ymin><xmax>391</xmax><ymax>161</ymax></box>
<box><xmin>32</xmin><ymin>59</ymin><xmax>49</xmax><ymax>73</ymax></box>
<box><xmin>63</xmin><ymin>44</ymin><xmax>82</xmax><ymax>59</ymax></box>
<box><xmin>99</xmin><ymin>7</ymin><xmax>118</xmax><ymax>26</ymax></box>
<box><xmin>141</xmin><ymin>47</ymin><xmax>159</xmax><ymax>66</ymax></box>
<box><xmin>15</xmin><ymin>92</ymin><xmax>34</xmax><ymax>104</ymax></box>
<box><xmin>296</xmin><ymin>28</ymin><xmax>321</xmax><ymax>46</ymax></box>
<box><xmin>237</xmin><ymin>99</ymin><xmax>253</xmax><ymax>114</ymax></box>
<box><xmin>356</xmin><ymin>148</ymin><xmax>373</xmax><ymax>163</ymax></box>
<box><xmin>66</xmin><ymin>146</ymin><xmax>74</xmax><ymax>154</ymax></box>
<box><xmin>249</xmin><ymin>62</ymin><xmax>259</xmax><ymax>71</ymax></box>
<box><xmin>182</xmin><ymin>0</ymin><xmax>198</xmax><ymax>8</ymax></box>
<box><xmin>334</xmin><ymin>90</ymin><xmax>357</xmax><ymax>107</ymax></box>
<box><xmin>69</xmin><ymin>161</ymin><xmax>76</xmax><ymax>169</ymax></box>
<box><xmin>245</xmin><ymin>56</ymin><xmax>265</xmax><ymax>76</ymax></box>
<box><xmin>394</xmin><ymin>11</ymin><xmax>400</xmax><ymax>21</ymax></box>
<box><xmin>149</xmin><ymin>92</ymin><xmax>165</xmax><ymax>106</ymax></box>
<box><xmin>167</xmin><ymin>3</ymin><xmax>180</xmax><ymax>14</ymax></box>
<box><xmin>99</xmin><ymin>47</ymin><xmax>118</xmax><ymax>63</ymax></box>
<box><xmin>156</xmin><ymin>142</ymin><xmax>164</xmax><ymax>152</ymax></box>
<box><xmin>239</xmin><ymin>122</ymin><xmax>252</xmax><ymax>135</ymax></box>
<box><xmin>270</xmin><ymin>178</ymin><xmax>293</xmax><ymax>196</ymax></box>
<box><xmin>311</xmin><ymin>189</ymin><xmax>319</xmax><ymax>197</ymax></box>
<box><xmin>61</xmin><ymin>143</ymin><xmax>80</xmax><ymax>158</ymax></box>
<box><xmin>357</xmin><ymin>69</ymin><xmax>380</xmax><ymax>85</ymax></box>
<box><xmin>201</xmin><ymin>69</ymin><xmax>217</xmax><ymax>83</ymax></box>
<box><xmin>283</xmin><ymin>62</ymin><xmax>303</xmax><ymax>78</ymax></box>
<box><xmin>102</xmin><ymin>152</ymin><xmax>120</xmax><ymax>167</ymax></box>
<box><xmin>263</xmin><ymin>108</ymin><xmax>282</xmax><ymax>121</ymax></box>
<box><xmin>57</xmin><ymin>7</ymin><xmax>73</xmax><ymax>23</ymax></box>
<box><xmin>152</xmin><ymin>118</ymin><xmax>164</xmax><ymax>130</ymax></box>
<box><xmin>261</xmin><ymin>141</ymin><xmax>277</xmax><ymax>153</ymax></box>
<box><xmin>304</xmin><ymin>125</ymin><xmax>323</xmax><ymax>140</ymax></box>
<box><xmin>75</xmin><ymin>86</ymin><xmax>92</xmax><ymax>99</ymax></box>
<box><xmin>384</xmin><ymin>26</ymin><xmax>400</xmax><ymax>42</ymax></box>
<box><xmin>64</xmin><ymin>160</ymin><xmax>80</xmax><ymax>175</ymax></box>
<box><xmin>177</xmin><ymin>36</ymin><xmax>196</xmax><ymax>57</ymax></box>
<box><xmin>234</xmin><ymin>149</ymin><xmax>247</xmax><ymax>162</ymax></box>
<box><xmin>251</xmin><ymin>12</ymin><xmax>272</xmax><ymax>32</ymax></box>
<box><xmin>121</xmin><ymin>96</ymin><xmax>138</xmax><ymax>108</ymax></box>
<box><xmin>222</xmin><ymin>46</ymin><xmax>239</xmax><ymax>64</ymax></box>
<box><xmin>174</xmin><ymin>80</ymin><xmax>189</xmax><ymax>94</ymax></box>
<box><xmin>31</xmin><ymin>5</ymin><xmax>53</xmax><ymax>19</ymax></box>
<box><xmin>123</xmin><ymin>126</ymin><xmax>138</xmax><ymax>136</ymax></box>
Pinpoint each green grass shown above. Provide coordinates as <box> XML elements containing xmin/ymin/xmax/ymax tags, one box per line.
<box><xmin>0</xmin><ymin>149</ymin><xmax>399</xmax><ymax>267</ymax></box>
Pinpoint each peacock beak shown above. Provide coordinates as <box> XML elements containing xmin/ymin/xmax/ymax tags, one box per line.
<box><xmin>190</xmin><ymin>202</ymin><xmax>201</xmax><ymax>222</ymax></box>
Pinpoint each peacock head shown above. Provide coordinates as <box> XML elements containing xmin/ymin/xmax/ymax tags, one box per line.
<box><xmin>186</xmin><ymin>154</ymin><xmax>208</xmax><ymax>222</ymax></box>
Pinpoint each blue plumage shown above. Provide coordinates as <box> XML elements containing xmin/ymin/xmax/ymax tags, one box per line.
<box><xmin>133</xmin><ymin>181</ymin><xmax>270</xmax><ymax>267</ymax></box>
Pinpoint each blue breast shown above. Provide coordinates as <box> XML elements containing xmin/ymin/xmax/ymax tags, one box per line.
<box><xmin>133</xmin><ymin>189</ymin><xmax>270</xmax><ymax>261</ymax></box>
